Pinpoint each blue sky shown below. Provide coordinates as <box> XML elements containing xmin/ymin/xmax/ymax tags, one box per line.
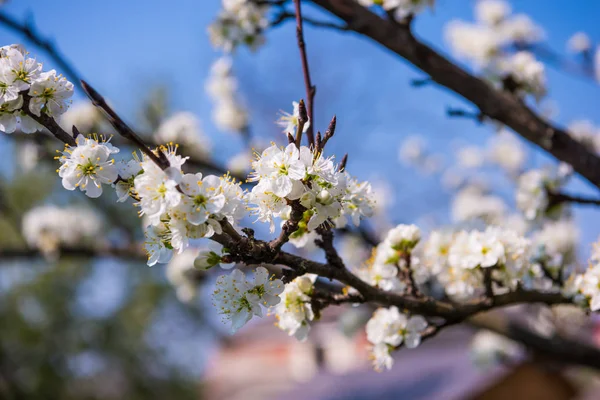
<box><xmin>1</xmin><ymin>0</ymin><xmax>599</xmax><ymax>245</ymax></box>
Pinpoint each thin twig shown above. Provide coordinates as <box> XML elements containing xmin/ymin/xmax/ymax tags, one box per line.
<box><xmin>270</xmin><ymin>11</ymin><xmax>350</xmax><ymax>31</ymax></box>
<box><xmin>81</xmin><ymin>80</ymin><xmax>170</xmax><ymax>169</ymax></box>
<box><xmin>548</xmin><ymin>191</ymin><xmax>600</xmax><ymax>207</ymax></box>
<box><xmin>20</xmin><ymin>94</ymin><xmax>76</xmax><ymax>146</ymax></box>
<box><xmin>293</xmin><ymin>0</ymin><xmax>316</xmax><ymax>147</ymax></box>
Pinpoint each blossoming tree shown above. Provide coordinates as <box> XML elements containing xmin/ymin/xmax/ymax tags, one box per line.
<box><xmin>2</xmin><ymin>0</ymin><xmax>600</xmax><ymax>386</ymax></box>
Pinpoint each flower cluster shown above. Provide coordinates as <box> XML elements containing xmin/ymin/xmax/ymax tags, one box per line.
<box><xmin>515</xmin><ymin>166</ymin><xmax>570</xmax><ymax>220</ymax></box>
<box><xmin>22</xmin><ymin>205</ymin><xmax>103</xmax><ymax>256</ymax></box>
<box><xmin>418</xmin><ymin>227</ymin><xmax>534</xmax><ymax>301</ymax></box>
<box><xmin>366</xmin><ymin>306</ymin><xmax>428</xmax><ymax>371</ymax></box>
<box><xmin>208</xmin><ymin>0</ymin><xmax>268</xmax><ymax>53</ymax></box>
<box><xmin>136</xmin><ymin>147</ymin><xmax>246</xmax><ymax>266</ymax></box>
<box><xmin>357</xmin><ymin>0</ymin><xmax>434</xmax><ymax>21</ymax></box>
<box><xmin>353</xmin><ymin>224</ymin><xmax>420</xmax><ymax>292</ymax></box>
<box><xmin>274</xmin><ymin>274</ymin><xmax>317</xmax><ymax>341</ymax></box>
<box><xmin>0</xmin><ymin>44</ymin><xmax>74</xmax><ymax>134</ymax></box>
<box><xmin>206</xmin><ymin>57</ymin><xmax>249</xmax><ymax>134</ymax></box>
<box><xmin>212</xmin><ymin>266</ymin><xmax>284</xmax><ymax>333</ymax></box>
<box><xmin>445</xmin><ymin>0</ymin><xmax>545</xmax><ymax>98</ymax></box>
<box><xmin>566</xmin><ymin>242</ymin><xmax>600</xmax><ymax>311</ymax></box>
<box><xmin>247</xmin><ymin>143</ymin><xmax>375</xmax><ymax>235</ymax></box>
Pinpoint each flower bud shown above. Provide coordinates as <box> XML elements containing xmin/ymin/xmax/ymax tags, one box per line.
<box><xmin>194</xmin><ymin>250</ymin><xmax>222</xmax><ymax>270</ymax></box>
<box><xmin>317</xmin><ymin>189</ymin><xmax>333</xmax><ymax>205</ymax></box>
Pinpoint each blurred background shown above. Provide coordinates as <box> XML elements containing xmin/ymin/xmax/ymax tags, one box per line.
<box><xmin>1</xmin><ymin>0</ymin><xmax>600</xmax><ymax>399</ymax></box>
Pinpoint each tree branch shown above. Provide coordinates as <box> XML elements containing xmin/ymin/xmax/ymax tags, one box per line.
<box><xmin>270</xmin><ymin>11</ymin><xmax>349</xmax><ymax>31</ymax></box>
<box><xmin>548</xmin><ymin>191</ymin><xmax>600</xmax><ymax>207</ymax></box>
<box><xmin>0</xmin><ymin>245</ymin><xmax>146</xmax><ymax>261</ymax></box>
<box><xmin>293</xmin><ymin>0</ymin><xmax>316</xmax><ymax>147</ymax></box>
<box><xmin>309</xmin><ymin>0</ymin><xmax>600</xmax><ymax>190</ymax></box>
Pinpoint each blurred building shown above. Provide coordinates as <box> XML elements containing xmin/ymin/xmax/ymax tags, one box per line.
<box><xmin>202</xmin><ymin>306</ymin><xmax>600</xmax><ymax>400</ymax></box>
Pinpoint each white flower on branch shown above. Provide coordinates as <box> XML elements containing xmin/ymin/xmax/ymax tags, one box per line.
<box><xmin>366</xmin><ymin>306</ymin><xmax>428</xmax><ymax>371</ymax></box>
<box><xmin>0</xmin><ymin>44</ymin><xmax>74</xmax><ymax>134</ymax></box>
<box><xmin>516</xmin><ymin>166</ymin><xmax>568</xmax><ymax>221</ymax></box>
<box><xmin>475</xmin><ymin>0</ymin><xmax>511</xmax><ymax>27</ymax></box>
<box><xmin>134</xmin><ymin>145</ymin><xmax>186</xmax><ymax>225</ymax></box>
<box><xmin>213</xmin><ymin>267</ymin><xmax>284</xmax><ymax>333</ymax></box>
<box><xmin>275</xmin><ymin>274</ymin><xmax>317</xmax><ymax>341</ymax></box>
<box><xmin>57</xmin><ymin>135</ymin><xmax>119</xmax><ymax>198</ymax></box>
<box><xmin>499</xmin><ymin>51</ymin><xmax>546</xmax><ymax>99</ymax></box>
<box><xmin>208</xmin><ymin>0</ymin><xmax>267</xmax><ymax>53</ymax></box>
<box><xmin>115</xmin><ymin>158</ymin><xmax>142</xmax><ymax>202</ymax></box>
<box><xmin>179</xmin><ymin>173</ymin><xmax>226</xmax><ymax>226</ymax></box>
<box><xmin>448</xmin><ymin>229</ymin><xmax>505</xmax><ymax>270</ymax></box>
<box><xmin>445</xmin><ymin>21</ymin><xmax>502</xmax><ymax>67</ymax></box>
<box><xmin>194</xmin><ymin>249</ymin><xmax>234</xmax><ymax>270</ymax></box>
<box><xmin>277</xmin><ymin>101</ymin><xmax>310</xmax><ymax>137</ymax></box>
<box><xmin>0</xmin><ymin>45</ymin><xmax>41</xmax><ymax>93</ymax></box>
<box><xmin>567</xmin><ymin>32</ymin><xmax>592</xmax><ymax>54</ymax></box>
<box><xmin>383</xmin><ymin>0</ymin><xmax>434</xmax><ymax>20</ymax></box>
<box><xmin>358</xmin><ymin>0</ymin><xmax>434</xmax><ymax>20</ymax></box>
<box><xmin>28</xmin><ymin>69</ymin><xmax>74</xmax><ymax>117</ymax></box>
<box><xmin>248</xmin><ymin>142</ymin><xmax>374</xmax><ymax>233</ymax></box>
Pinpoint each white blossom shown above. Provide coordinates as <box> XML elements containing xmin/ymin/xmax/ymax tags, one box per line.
<box><xmin>277</xmin><ymin>101</ymin><xmax>310</xmax><ymax>136</ymax></box>
<box><xmin>567</xmin><ymin>32</ymin><xmax>592</xmax><ymax>53</ymax></box>
<box><xmin>448</xmin><ymin>229</ymin><xmax>505</xmax><ymax>270</ymax></box>
<box><xmin>366</xmin><ymin>307</ymin><xmax>427</xmax><ymax>371</ymax></box>
<box><xmin>28</xmin><ymin>69</ymin><xmax>74</xmax><ymax>117</ymax></box>
<box><xmin>475</xmin><ymin>0</ymin><xmax>511</xmax><ymax>27</ymax></box>
<box><xmin>208</xmin><ymin>0</ymin><xmax>268</xmax><ymax>53</ymax></box>
<box><xmin>275</xmin><ymin>274</ymin><xmax>317</xmax><ymax>341</ymax></box>
<box><xmin>213</xmin><ymin>267</ymin><xmax>283</xmax><ymax>333</ymax></box>
<box><xmin>499</xmin><ymin>51</ymin><xmax>546</xmax><ymax>99</ymax></box>
<box><xmin>445</xmin><ymin>21</ymin><xmax>502</xmax><ymax>67</ymax></box>
<box><xmin>57</xmin><ymin>135</ymin><xmax>119</xmax><ymax>198</ymax></box>
<box><xmin>516</xmin><ymin>168</ymin><xmax>551</xmax><ymax>220</ymax></box>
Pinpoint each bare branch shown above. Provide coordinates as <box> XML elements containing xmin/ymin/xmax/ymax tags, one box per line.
<box><xmin>81</xmin><ymin>80</ymin><xmax>170</xmax><ymax>169</ymax></box>
<box><xmin>548</xmin><ymin>191</ymin><xmax>600</xmax><ymax>207</ymax></box>
<box><xmin>270</xmin><ymin>11</ymin><xmax>349</xmax><ymax>31</ymax></box>
<box><xmin>309</xmin><ymin>0</ymin><xmax>600</xmax><ymax>191</ymax></box>
<box><xmin>293</xmin><ymin>0</ymin><xmax>316</xmax><ymax>147</ymax></box>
